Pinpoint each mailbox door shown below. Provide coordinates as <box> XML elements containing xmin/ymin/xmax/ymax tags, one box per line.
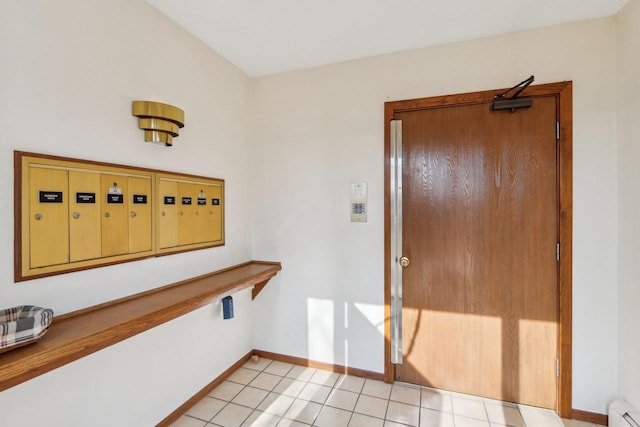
<box><xmin>177</xmin><ymin>182</ymin><xmax>197</xmax><ymax>246</ymax></box>
<box><xmin>157</xmin><ymin>178</ymin><xmax>178</xmax><ymax>249</ymax></box>
<box><xmin>69</xmin><ymin>170</ymin><xmax>101</xmax><ymax>262</ymax></box>
<box><xmin>101</xmin><ymin>174</ymin><xmax>128</xmax><ymax>257</ymax></box>
<box><xmin>128</xmin><ymin>176</ymin><xmax>152</xmax><ymax>253</ymax></box>
<box><xmin>29</xmin><ymin>167</ymin><xmax>69</xmax><ymax>268</ymax></box>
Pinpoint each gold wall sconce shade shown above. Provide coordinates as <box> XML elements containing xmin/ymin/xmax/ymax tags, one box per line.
<box><xmin>132</xmin><ymin>101</ymin><xmax>184</xmax><ymax>146</ymax></box>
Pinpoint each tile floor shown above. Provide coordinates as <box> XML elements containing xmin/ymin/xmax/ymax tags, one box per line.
<box><xmin>170</xmin><ymin>358</ymin><xmax>605</xmax><ymax>427</ymax></box>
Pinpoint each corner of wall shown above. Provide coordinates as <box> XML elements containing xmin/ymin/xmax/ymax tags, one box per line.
<box><xmin>615</xmin><ymin>0</ymin><xmax>640</xmax><ymax>411</ymax></box>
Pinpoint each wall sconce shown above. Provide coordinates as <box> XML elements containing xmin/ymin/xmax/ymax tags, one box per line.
<box><xmin>132</xmin><ymin>101</ymin><xmax>184</xmax><ymax>146</ymax></box>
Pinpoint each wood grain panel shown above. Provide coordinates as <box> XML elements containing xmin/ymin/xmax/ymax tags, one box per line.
<box><xmin>384</xmin><ymin>82</ymin><xmax>573</xmax><ymax>416</ymax></box>
<box><xmin>557</xmin><ymin>82</ymin><xmax>573</xmax><ymax>418</ymax></box>
<box><xmin>571</xmin><ymin>409</ymin><xmax>608</xmax><ymax>426</ymax></box>
<box><xmin>0</xmin><ymin>261</ymin><xmax>281</xmax><ymax>392</ymax></box>
<box><xmin>395</xmin><ymin>97</ymin><xmax>558</xmax><ymax>408</ymax></box>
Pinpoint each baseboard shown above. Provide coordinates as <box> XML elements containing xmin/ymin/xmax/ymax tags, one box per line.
<box><xmin>156</xmin><ymin>350</ymin><xmax>254</xmax><ymax>427</ymax></box>
<box><xmin>158</xmin><ymin>349</ymin><xmax>610</xmax><ymax>427</ymax></box>
<box><xmin>157</xmin><ymin>349</ymin><xmax>384</xmax><ymax>425</ymax></box>
<box><xmin>572</xmin><ymin>409</ymin><xmax>608</xmax><ymax>426</ymax></box>
<box><xmin>253</xmin><ymin>349</ymin><xmax>385</xmax><ymax>381</ymax></box>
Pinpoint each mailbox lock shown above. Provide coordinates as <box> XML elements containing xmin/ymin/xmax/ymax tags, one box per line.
<box><xmin>73</xmin><ymin>212</ymin><xmax>80</xmax><ymax>219</ymax></box>
<box><xmin>130</xmin><ymin>211</ymin><xmax>137</xmax><ymax>218</ymax></box>
<box><xmin>179</xmin><ymin>211</ymin><xmax>184</xmax><ymax>216</ymax></box>
<box><xmin>104</xmin><ymin>212</ymin><xmax>110</xmax><ymax>218</ymax></box>
<box><xmin>34</xmin><ymin>213</ymin><xmax>42</xmax><ymax>221</ymax></box>
<box><xmin>161</xmin><ymin>211</ymin><xmax>166</xmax><ymax>216</ymax></box>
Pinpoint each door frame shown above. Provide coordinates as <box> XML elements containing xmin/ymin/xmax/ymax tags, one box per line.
<box><xmin>383</xmin><ymin>81</ymin><xmax>573</xmax><ymax>417</ymax></box>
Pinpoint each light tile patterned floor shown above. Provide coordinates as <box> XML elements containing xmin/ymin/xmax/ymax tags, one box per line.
<box><xmin>170</xmin><ymin>358</ymin><xmax>605</xmax><ymax>427</ymax></box>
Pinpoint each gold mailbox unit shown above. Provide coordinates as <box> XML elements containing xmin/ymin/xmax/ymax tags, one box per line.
<box><xmin>15</xmin><ymin>151</ymin><xmax>225</xmax><ymax>281</ymax></box>
<box><xmin>155</xmin><ymin>173</ymin><xmax>224</xmax><ymax>254</ymax></box>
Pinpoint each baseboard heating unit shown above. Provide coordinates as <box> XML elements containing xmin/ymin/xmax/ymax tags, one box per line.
<box><xmin>610</xmin><ymin>400</ymin><xmax>640</xmax><ymax>427</ymax></box>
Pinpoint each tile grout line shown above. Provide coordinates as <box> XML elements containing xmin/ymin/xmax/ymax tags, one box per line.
<box><xmin>179</xmin><ymin>360</ymin><xmax>572</xmax><ymax>427</ymax></box>
<box><xmin>382</xmin><ymin>381</ymin><xmax>391</xmax><ymax>425</ymax></box>
<box><xmin>263</xmin><ymin>359</ymin><xmax>322</xmax><ymax>426</ymax></box>
<box><xmin>224</xmin><ymin>359</ymin><xmax>276</xmax><ymax>426</ymax></box>
<box><xmin>245</xmin><ymin>359</ymin><xmax>289</xmax><ymax>425</ymax></box>
<box><xmin>322</xmin><ymin>377</ymin><xmax>353</xmax><ymax>427</ymax></box>
<box><xmin>483</xmin><ymin>397</ymin><xmax>491</xmax><ymax>426</ymax></box>
<box><xmin>265</xmin><ymin>364</ymin><xmax>298</xmax><ymax>424</ymax></box>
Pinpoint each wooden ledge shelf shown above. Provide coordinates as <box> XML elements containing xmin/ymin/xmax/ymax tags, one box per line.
<box><xmin>0</xmin><ymin>260</ymin><xmax>281</xmax><ymax>392</ymax></box>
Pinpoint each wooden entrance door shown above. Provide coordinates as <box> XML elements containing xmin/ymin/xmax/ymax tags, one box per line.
<box><xmin>394</xmin><ymin>96</ymin><xmax>559</xmax><ymax>409</ymax></box>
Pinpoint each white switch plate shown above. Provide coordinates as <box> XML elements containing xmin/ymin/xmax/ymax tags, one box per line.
<box><xmin>351</xmin><ymin>183</ymin><xmax>367</xmax><ymax>222</ymax></box>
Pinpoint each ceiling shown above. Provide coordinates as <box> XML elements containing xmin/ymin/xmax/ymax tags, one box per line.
<box><xmin>146</xmin><ymin>0</ymin><xmax>628</xmax><ymax>78</ymax></box>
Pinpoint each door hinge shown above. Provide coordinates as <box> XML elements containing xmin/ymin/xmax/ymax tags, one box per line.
<box><xmin>556</xmin><ymin>358</ymin><xmax>560</xmax><ymax>377</ymax></box>
<box><xmin>556</xmin><ymin>122</ymin><xmax>560</xmax><ymax>140</ymax></box>
<box><xmin>556</xmin><ymin>243</ymin><xmax>560</xmax><ymax>261</ymax></box>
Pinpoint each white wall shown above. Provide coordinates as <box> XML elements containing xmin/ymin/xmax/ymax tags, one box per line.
<box><xmin>0</xmin><ymin>0</ymin><xmax>254</xmax><ymax>424</ymax></box>
<box><xmin>251</xmin><ymin>18</ymin><xmax>619</xmax><ymax>413</ymax></box>
<box><xmin>0</xmin><ymin>288</ymin><xmax>253</xmax><ymax>426</ymax></box>
<box><xmin>616</xmin><ymin>0</ymin><xmax>640</xmax><ymax>412</ymax></box>
<box><xmin>0</xmin><ymin>1</ymin><xmax>629</xmax><ymax>420</ymax></box>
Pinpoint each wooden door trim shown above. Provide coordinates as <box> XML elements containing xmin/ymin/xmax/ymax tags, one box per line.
<box><xmin>383</xmin><ymin>81</ymin><xmax>573</xmax><ymax>417</ymax></box>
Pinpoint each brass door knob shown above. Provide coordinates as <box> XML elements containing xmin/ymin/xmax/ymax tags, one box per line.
<box><xmin>399</xmin><ymin>256</ymin><xmax>410</xmax><ymax>268</ymax></box>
